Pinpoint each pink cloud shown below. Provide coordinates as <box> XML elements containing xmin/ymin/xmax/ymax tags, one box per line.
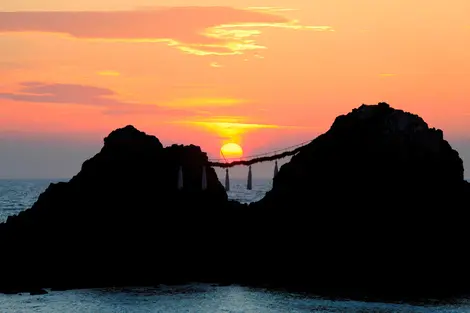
<box><xmin>0</xmin><ymin>82</ymin><xmax>189</xmax><ymax>116</ymax></box>
<box><xmin>0</xmin><ymin>7</ymin><xmax>331</xmax><ymax>55</ymax></box>
<box><xmin>0</xmin><ymin>8</ymin><xmax>279</xmax><ymax>42</ymax></box>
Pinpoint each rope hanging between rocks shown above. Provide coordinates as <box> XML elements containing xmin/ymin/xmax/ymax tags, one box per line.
<box><xmin>215</xmin><ymin>140</ymin><xmax>312</xmax><ymax>192</ymax></box>
<box><xmin>208</xmin><ymin>139</ymin><xmax>312</xmax><ymax>168</ymax></box>
<box><xmin>180</xmin><ymin>140</ymin><xmax>311</xmax><ymax>192</ymax></box>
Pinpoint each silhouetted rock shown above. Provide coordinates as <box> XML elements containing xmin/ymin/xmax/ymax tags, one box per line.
<box><xmin>1</xmin><ymin>104</ymin><xmax>470</xmax><ymax>300</ymax></box>
<box><xmin>247</xmin><ymin>102</ymin><xmax>470</xmax><ymax>298</ymax></box>
<box><xmin>0</xmin><ymin>125</ymin><xmax>228</xmax><ymax>293</ymax></box>
<box><xmin>260</xmin><ymin>102</ymin><xmax>466</xmax><ymax>211</ymax></box>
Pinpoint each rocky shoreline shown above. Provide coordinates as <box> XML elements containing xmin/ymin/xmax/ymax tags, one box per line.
<box><xmin>1</xmin><ymin>102</ymin><xmax>469</xmax><ymax>299</ymax></box>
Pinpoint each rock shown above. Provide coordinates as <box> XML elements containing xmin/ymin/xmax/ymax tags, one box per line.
<box><xmin>259</xmin><ymin>102</ymin><xmax>466</xmax><ymax>211</ymax></box>
<box><xmin>247</xmin><ymin>102</ymin><xmax>470</xmax><ymax>298</ymax></box>
<box><xmin>1</xmin><ymin>104</ymin><xmax>470</xmax><ymax>300</ymax></box>
<box><xmin>0</xmin><ymin>125</ymin><xmax>228</xmax><ymax>293</ymax></box>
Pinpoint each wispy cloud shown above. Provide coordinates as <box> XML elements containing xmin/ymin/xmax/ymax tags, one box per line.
<box><xmin>210</xmin><ymin>62</ymin><xmax>223</xmax><ymax>68</ymax></box>
<box><xmin>162</xmin><ymin>97</ymin><xmax>244</xmax><ymax>108</ymax></box>
<box><xmin>0</xmin><ymin>7</ymin><xmax>332</xmax><ymax>56</ymax></box>
<box><xmin>188</xmin><ymin>120</ymin><xmax>280</xmax><ymax>130</ymax></box>
<box><xmin>246</xmin><ymin>7</ymin><xmax>300</xmax><ymax>12</ymax></box>
<box><xmin>178</xmin><ymin>117</ymin><xmax>307</xmax><ymax>131</ymax></box>
<box><xmin>379</xmin><ymin>73</ymin><xmax>396</xmax><ymax>77</ymax></box>
<box><xmin>97</xmin><ymin>70</ymin><xmax>120</xmax><ymax>76</ymax></box>
<box><xmin>0</xmin><ymin>62</ymin><xmax>24</xmax><ymax>71</ymax></box>
<box><xmin>0</xmin><ymin>82</ymin><xmax>117</xmax><ymax>105</ymax></box>
<box><xmin>175</xmin><ymin>116</ymin><xmax>307</xmax><ymax>145</ymax></box>
<box><xmin>180</xmin><ymin>116</ymin><xmax>312</xmax><ymax>130</ymax></box>
<box><xmin>176</xmin><ymin>117</ymin><xmax>280</xmax><ymax>144</ymax></box>
<box><xmin>0</xmin><ymin>82</ymin><xmax>249</xmax><ymax>116</ymax></box>
<box><xmin>0</xmin><ymin>82</ymin><xmax>188</xmax><ymax>116</ymax></box>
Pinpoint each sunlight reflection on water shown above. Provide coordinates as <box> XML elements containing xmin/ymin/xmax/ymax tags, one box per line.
<box><xmin>2</xmin><ymin>284</ymin><xmax>470</xmax><ymax>313</ymax></box>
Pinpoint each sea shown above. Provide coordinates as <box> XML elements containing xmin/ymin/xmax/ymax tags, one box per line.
<box><xmin>1</xmin><ymin>178</ymin><xmax>470</xmax><ymax>312</ymax></box>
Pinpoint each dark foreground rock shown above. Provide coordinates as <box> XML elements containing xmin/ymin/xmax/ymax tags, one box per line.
<box><xmin>1</xmin><ymin>103</ymin><xmax>470</xmax><ymax>300</ymax></box>
<box><xmin>250</xmin><ymin>102</ymin><xmax>470</xmax><ymax>298</ymax></box>
<box><xmin>0</xmin><ymin>125</ymin><xmax>229</xmax><ymax>292</ymax></box>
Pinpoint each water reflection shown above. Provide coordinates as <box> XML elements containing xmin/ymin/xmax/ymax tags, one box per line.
<box><xmin>2</xmin><ymin>284</ymin><xmax>468</xmax><ymax>313</ymax></box>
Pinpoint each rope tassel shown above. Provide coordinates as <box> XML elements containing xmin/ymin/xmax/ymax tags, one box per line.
<box><xmin>247</xmin><ymin>165</ymin><xmax>252</xmax><ymax>190</ymax></box>
<box><xmin>225</xmin><ymin>168</ymin><xmax>230</xmax><ymax>192</ymax></box>
<box><xmin>201</xmin><ymin>166</ymin><xmax>207</xmax><ymax>191</ymax></box>
<box><xmin>177</xmin><ymin>166</ymin><xmax>183</xmax><ymax>190</ymax></box>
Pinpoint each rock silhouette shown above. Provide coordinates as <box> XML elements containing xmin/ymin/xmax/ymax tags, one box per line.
<box><xmin>250</xmin><ymin>102</ymin><xmax>470</xmax><ymax>298</ymax></box>
<box><xmin>1</xmin><ymin>103</ymin><xmax>469</xmax><ymax>300</ymax></box>
<box><xmin>0</xmin><ymin>125</ymin><xmax>228</xmax><ymax>293</ymax></box>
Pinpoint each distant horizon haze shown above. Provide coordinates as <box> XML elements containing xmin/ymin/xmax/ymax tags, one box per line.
<box><xmin>0</xmin><ymin>130</ymin><xmax>469</xmax><ymax>180</ymax></box>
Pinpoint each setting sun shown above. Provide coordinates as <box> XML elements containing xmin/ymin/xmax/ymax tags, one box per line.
<box><xmin>220</xmin><ymin>143</ymin><xmax>244</xmax><ymax>159</ymax></box>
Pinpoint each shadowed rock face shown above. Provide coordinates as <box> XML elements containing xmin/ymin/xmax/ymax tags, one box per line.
<box><xmin>1</xmin><ymin>104</ymin><xmax>470</xmax><ymax>299</ymax></box>
<box><xmin>2</xmin><ymin>125</ymin><xmax>227</xmax><ymax>232</ymax></box>
<box><xmin>260</xmin><ymin>102</ymin><xmax>465</xmax><ymax>211</ymax></box>
<box><xmin>0</xmin><ymin>125</ymin><xmax>228</xmax><ymax>292</ymax></box>
<box><xmin>249</xmin><ymin>102</ymin><xmax>470</xmax><ymax>296</ymax></box>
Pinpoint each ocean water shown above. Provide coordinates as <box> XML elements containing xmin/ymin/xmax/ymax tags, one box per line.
<box><xmin>3</xmin><ymin>284</ymin><xmax>470</xmax><ymax>313</ymax></box>
<box><xmin>0</xmin><ymin>179</ymin><xmax>66</xmax><ymax>223</ymax></box>
<box><xmin>1</xmin><ymin>178</ymin><xmax>470</xmax><ymax>312</ymax></box>
<box><xmin>225</xmin><ymin>178</ymin><xmax>273</xmax><ymax>204</ymax></box>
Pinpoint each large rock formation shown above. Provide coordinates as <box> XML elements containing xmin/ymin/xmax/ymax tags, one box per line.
<box><xmin>1</xmin><ymin>103</ymin><xmax>470</xmax><ymax>299</ymax></box>
<box><xmin>0</xmin><ymin>125</ymin><xmax>229</xmax><ymax>293</ymax></box>
<box><xmin>260</xmin><ymin>102</ymin><xmax>466</xmax><ymax>211</ymax></box>
<box><xmin>248</xmin><ymin>102</ymin><xmax>470</xmax><ymax>297</ymax></box>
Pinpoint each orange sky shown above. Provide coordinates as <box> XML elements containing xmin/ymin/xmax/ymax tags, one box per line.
<box><xmin>0</xmin><ymin>0</ymin><xmax>469</xmax><ymax>178</ymax></box>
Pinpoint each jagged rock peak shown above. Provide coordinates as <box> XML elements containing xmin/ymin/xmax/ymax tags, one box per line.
<box><xmin>102</xmin><ymin>125</ymin><xmax>163</xmax><ymax>151</ymax></box>
<box><xmin>330</xmin><ymin>102</ymin><xmax>430</xmax><ymax>135</ymax></box>
<box><xmin>256</xmin><ymin>101</ymin><xmax>466</xmax><ymax>216</ymax></box>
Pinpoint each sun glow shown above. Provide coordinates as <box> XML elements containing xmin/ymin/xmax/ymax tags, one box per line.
<box><xmin>220</xmin><ymin>142</ymin><xmax>244</xmax><ymax>159</ymax></box>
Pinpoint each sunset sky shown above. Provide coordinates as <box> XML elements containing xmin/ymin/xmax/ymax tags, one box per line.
<box><xmin>0</xmin><ymin>0</ymin><xmax>469</xmax><ymax>179</ymax></box>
